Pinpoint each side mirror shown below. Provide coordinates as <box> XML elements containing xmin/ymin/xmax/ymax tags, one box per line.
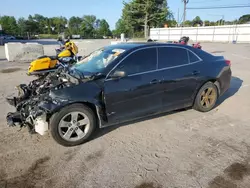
<box><xmin>111</xmin><ymin>70</ymin><xmax>126</xmax><ymax>79</ymax></box>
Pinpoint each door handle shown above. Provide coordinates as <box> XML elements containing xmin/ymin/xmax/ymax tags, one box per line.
<box><xmin>192</xmin><ymin>71</ymin><xmax>200</xmax><ymax>75</ymax></box>
<box><xmin>150</xmin><ymin>79</ymin><xmax>159</xmax><ymax>84</ymax></box>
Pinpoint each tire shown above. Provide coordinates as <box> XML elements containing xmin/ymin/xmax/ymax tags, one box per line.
<box><xmin>193</xmin><ymin>82</ymin><xmax>218</xmax><ymax>112</ymax></box>
<box><xmin>49</xmin><ymin>104</ymin><xmax>96</xmax><ymax>147</ymax></box>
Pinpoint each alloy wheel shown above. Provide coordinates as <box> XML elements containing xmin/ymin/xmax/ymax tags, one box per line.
<box><xmin>200</xmin><ymin>87</ymin><xmax>217</xmax><ymax>108</ymax></box>
<box><xmin>58</xmin><ymin>112</ymin><xmax>90</xmax><ymax>142</ymax></box>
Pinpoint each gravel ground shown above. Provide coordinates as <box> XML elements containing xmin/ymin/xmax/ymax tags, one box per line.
<box><xmin>0</xmin><ymin>40</ymin><xmax>250</xmax><ymax>188</ymax></box>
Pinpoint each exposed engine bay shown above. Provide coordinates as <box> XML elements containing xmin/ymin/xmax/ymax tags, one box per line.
<box><xmin>6</xmin><ymin>67</ymin><xmax>86</xmax><ymax>135</ymax></box>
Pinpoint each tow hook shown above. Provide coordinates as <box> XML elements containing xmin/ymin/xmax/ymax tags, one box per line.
<box><xmin>6</xmin><ymin>112</ymin><xmax>22</xmax><ymax>127</ymax></box>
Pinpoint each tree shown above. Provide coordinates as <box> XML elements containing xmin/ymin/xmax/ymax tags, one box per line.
<box><xmin>204</xmin><ymin>20</ymin><xmax>210</xmax><ymax>26</ymax></box>
<box><xmin>17</xmin><ymin>17</ymin><xmax>27</xmax><ymax>36</ymax></box>
<box><xmin>0</xmin><ymin>16</ymin><xmax>18</xmax><ymax>35</ymax></box>
<box><xmin>216</xmin><ymin>19</ymin><xmax>225</xmax><ymax>26</ymax></box>
<box><xmin>192</xmin><ymin>16</ymin><xmax>203</xmax><ymax>26</ymax></box>
<box><xmin>97</xmin><ymin>19</ymin><xmax>111</xmax><ymax>37</ymax></box>
<box><xmin>81</xmin><ymin>15</ymin><xmax>97</xmax><ymax>38</ymax></box>
<box><xmin>68</xmin><ymin>16</ymin><xmax>82</xmax><ymax>35</ymax></box>
<box><xmin>183</xmin><ymin>20</ymin><xmax>192</xmax><ymax>26</ymax></box>
<box><xmin>113</xmin><ymin>19</ymin><xmax>129</xmax><ymax>37</ymax></box>
<box><xmin>238</xmin><ymin>14</ymin><xmax>250</xmax><ymax>24</ymax></box>
<box><xmin>32</xmin><ymin>14</ymin><xmax>47</xmax><ymax>33</ymax></box>
<box><xmin>122</xmin><ymin>0</ymin><xmax>170</xmax><ymax>38</ymax></box>
<box><xmin>51</xmin><ymin>16</ymin><xmax>67</xmax><ymax>34</ymax></box>
<box><xmin>164</xmin><ymin>12</ymin><xmax>177</xmax><ymax>27</ymax></box>
<box><xmin>209</xmin><ymin>21</ymin><xmax>216</xmax><ymax>26</ymax></box>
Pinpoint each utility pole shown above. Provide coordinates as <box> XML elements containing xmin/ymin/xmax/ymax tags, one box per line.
<box><xmin>177</xmin><ymin>8</ymin><xmax>180</xmax><ymax>26</ymax></box>
<box><xmin>182</xmin><ymin>0</ymin><xmax>189</xmax><ymax>24</ymax></box>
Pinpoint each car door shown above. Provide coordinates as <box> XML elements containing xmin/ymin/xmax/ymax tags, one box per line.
<box><xmin>157</xmin><ymin>46</ymin><xmax>202</xmax><ymax>110</ymax></box>
<box><xmin>103</xmin><ymin>47</ymin><xmax>163</xmax><ymax>123</ymax></box>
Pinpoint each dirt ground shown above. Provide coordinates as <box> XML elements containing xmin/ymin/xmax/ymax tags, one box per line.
<box><xmin>0</xmin><ymin>40</ymin><xmax>250</xmax><ymax>188</ymax></box>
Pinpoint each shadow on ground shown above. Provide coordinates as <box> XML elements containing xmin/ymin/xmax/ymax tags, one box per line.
<box><xmin>216</xmin><ymin>76</ymin><xmax>243</xmax><ymax>106</ymax></box>
<box><xmin>92</xmin><ymin>108</ymin><xmax>189</xmax><ymax>141</ymax></box>
<box><xmin>210</xmin><ymin>51</ymin><xmax>225</xmax><ymax>53</ymax></box>
<box><xmin>93</xmin><ymin>76</ymin><xmax>242</xmax><ymax>142</ymax></box>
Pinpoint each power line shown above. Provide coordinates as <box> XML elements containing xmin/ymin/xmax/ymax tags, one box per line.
<box><xmin>187</xmin><ymin>5</ymin><xmax>250</xmax><ymax>9</ymax></box>
<box><xmin>190</xmin><ymin>0</ymin><xmax>222</xmax><ymax>3</ymax></box>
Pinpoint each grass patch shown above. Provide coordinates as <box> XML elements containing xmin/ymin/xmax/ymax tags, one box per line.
<box><xmin>38</xmin><ymin>34</ymin><xmax>58</xmax><ymax>39</ymax></box>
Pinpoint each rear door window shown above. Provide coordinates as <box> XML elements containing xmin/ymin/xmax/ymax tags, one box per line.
<box><xmin>158</xmin><ymin>47</ymin><xmax>189</xmax><ymax>69</ymax></box>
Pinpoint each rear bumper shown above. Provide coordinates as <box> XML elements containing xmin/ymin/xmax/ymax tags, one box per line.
<box><xmin>218</xmin><ymin>67</ymin><xmax>232</xmax><ymax>96</ymax></box>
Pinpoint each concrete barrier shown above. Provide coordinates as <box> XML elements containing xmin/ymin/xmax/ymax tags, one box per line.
<box><xmin>110</xmin><ymin>41</ymin><xmax>123</xmax><ymax>45</ymax></box>
<box><xmin>110</xmin><ymin>40</ymin><xmax>135</xmax><ymax>45</ymax></box>
<box><xmin>5</xmin><ymin>42</ymin><xmax>44</xmax><ymax>62</ymax></box>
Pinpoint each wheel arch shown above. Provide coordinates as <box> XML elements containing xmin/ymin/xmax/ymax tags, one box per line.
<box><xmin>45</xmin><ymin>100</ymin><xmax>106</xmax><ymax>129</ymax></box>
<box><xmin>193</xmin><ymin>79</ymin><xmax>220</xmax><ymax>106</ymax></box>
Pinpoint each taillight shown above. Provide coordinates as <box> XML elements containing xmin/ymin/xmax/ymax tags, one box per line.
<box><xmin>225</xmin><ymin>60</ymin><xmax>231</xmax><ymax>66</ymax></box>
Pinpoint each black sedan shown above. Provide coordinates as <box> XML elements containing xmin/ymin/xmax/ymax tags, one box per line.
<box><xmin>7</xmin><ymin>43</ymin><xmax>232</xmax><ymax>146</ymax></box>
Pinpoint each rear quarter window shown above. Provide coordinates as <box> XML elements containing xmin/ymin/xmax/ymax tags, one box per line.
<box><xmin>188</xmin><ymin>50</ymin><xmax>200</xmax><ymax>63</ymax></box>
<box><xmin>191</xmin><ymin>48</ymin><xmax>215</xmax><ymax>60</ymax></box>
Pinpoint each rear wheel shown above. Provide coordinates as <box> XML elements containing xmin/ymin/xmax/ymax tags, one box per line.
<box><xmin>50</xmin><ymin>104</ymin><xmax>96</xmax><ymax>147</ymax></box>
<box><xmin>193</xmin><ymin>82</ymin><xmax>218</xmax><ymax>112</ymax></box>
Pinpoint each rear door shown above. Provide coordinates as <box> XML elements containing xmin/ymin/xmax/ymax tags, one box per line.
<box><xmin>103</xmin><ymin>47</ymin><xmax>163</xmax><ymax>123</ymax></box>
<box><xmin>157</xmin><ymin>46</ymin><xmax>202</xmax><ymax>109</ymax></box>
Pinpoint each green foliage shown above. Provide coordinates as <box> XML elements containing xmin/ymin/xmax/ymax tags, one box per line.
<box><xmin>81</xmin><ymin>15</ymin><xmax>97</xmax><ymax>38</ymax></box>
<box><xmin>119</xmin><ymin>0</ymin><xmax>171</xmax><ymax>38</ymax></box>
<box><xmin>0</xmin><ymin>14</ymin><xmax>112</xmax><ymax>39</ymax></box>
<box><xmin>68</xmin><ymin>16</ymin><xmax>82</xmax><ymax>35</ymax></box>
<box><xmin>0</xmin><ymin>16</ymin><xmax>18</xmax><ymax>35</ymax></box>
<box><xmin>0</xmin><ymin>11</ymin><xmax>249</xmax><ymax>39</ymax></box>
<box><xmin>112</xmin><ymin>19</ymin><xmax>130</xmax><ymax>37</ymax></box>
<box><xmin>38</xmin><ymin>34</ymin><xmax>58</xmax><ymax>39</ymax></box>
<box><xmin>238</xmin><ymin>14</ymin><xmax>250</xmax><ymax>24</ymax></box>
<box><xmin>97</xmin><ymin>19</ymin><xmax>111</xmax><ymax>37</ymax></box>
<box><xmin>183</xmin><ymin>20</ymin><xmax>192</xmax><ymax>26</ymax></box>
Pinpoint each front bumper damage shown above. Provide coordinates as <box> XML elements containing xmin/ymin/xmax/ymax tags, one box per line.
<box><xmin>6</xmin><ymin>92</ymin><xmax>69</xmax><ymax>136</ymax></box>
<box><xmin>5</xmin><ymin>71</ymin><xmax>73</xmax><ymax>135</ymax></box>
<box><xmin>6</xmin><ymin>105</ymin><xmax>49</xmax><ymax>135</ymax></box>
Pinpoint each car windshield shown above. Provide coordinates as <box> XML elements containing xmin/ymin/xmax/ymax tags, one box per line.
<box><xmin>72</xmin><ymin>47</ymin><xmax>126</xmax><ymax>74</ymax></box>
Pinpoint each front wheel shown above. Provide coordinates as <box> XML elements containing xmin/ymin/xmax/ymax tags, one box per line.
<box><xmin>193</xmin><ymin>82</ymin><xmax>218</xmax><ymax>112</ymax></box>
<box><xmin>50</xmin><ymin>104</ymin><xmax>96</xmax><ymax>147</ymax></box>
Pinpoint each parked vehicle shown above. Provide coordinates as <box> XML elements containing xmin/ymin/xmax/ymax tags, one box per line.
<box><xmin>6</xmin><ymin>35</ymin><xmax>16</xmax><ymax>40</ymax></box>
<box><xmin>174</xmin><ymin>36</ymin><xmax>202</xmax><ymax>49</ymax></box>
<box><xmin>6</xmin><ymin>43</ymin><xmax>232</xmax><ymax>146</ymax></box>
<box><xmin>28</xmin><ymin>40</ymin><xmax>81</xmax><ymax>77</ymax></box>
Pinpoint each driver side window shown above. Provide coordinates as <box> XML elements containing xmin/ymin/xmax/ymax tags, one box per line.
<box><xmin>114</xmin><ymin>48</ymin><xmax>157</xmax><ymax>76</ymax></box>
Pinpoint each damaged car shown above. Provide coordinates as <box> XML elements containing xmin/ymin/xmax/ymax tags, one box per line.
<box><xmin>6</xmin><ymin>43</ymin><xmax>231</xmax><ymax>146</ymax></box>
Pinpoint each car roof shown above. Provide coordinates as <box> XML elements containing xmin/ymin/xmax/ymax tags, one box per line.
<box><xmin>108</xmin><ymin>42</ymin><xmax>194</xmax><ymax>50</ymax></box>
<box><xmin>108</xmin><ymin>42</ymin><xmax>214</xmax><ymax>60</ymax></box>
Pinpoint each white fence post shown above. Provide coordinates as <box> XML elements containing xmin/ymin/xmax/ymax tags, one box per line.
<box><xmin>158</xmin><ymin>28</ymin><xmax>160</xmax><ymax>41</ymax></box>
<box><xmin>196</xmin><ymin>27</ymin><xmax>198</xmax><ymax>42</ymax></box>
<box><xmin>212</xmin><ymin>26</ymin><xmax>216</xmax><ymax>42</ymax></box>
<box><xmin>168</xmin><ymin>28</ymin><xmax>170</xmax><ymax>41</ymax></box>
<box><xmin>228</xmin><ymin>25</ymin><xmax>231</xmax><ymax>43</ymax></box>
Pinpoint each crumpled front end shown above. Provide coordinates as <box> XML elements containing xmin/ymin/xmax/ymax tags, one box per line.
<box><xmin>6</xmin><ymin>70</ymin><xmax>80</xmax><ymax>135</ymax></box>
<box><xmin>6</xmin><ymin>93</ymin><xmax>51</xmax><ymax>135</ymax></box>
